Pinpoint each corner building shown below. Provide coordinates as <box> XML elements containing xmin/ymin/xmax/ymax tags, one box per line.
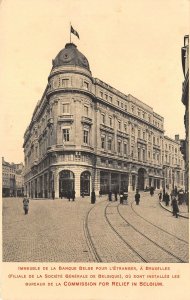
<box><xmin>23</xmin><ymin>43</ymin><xmax>184</xmax><ymax>198</ymax></box>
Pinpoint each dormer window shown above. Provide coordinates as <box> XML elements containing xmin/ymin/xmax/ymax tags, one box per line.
<box><xmin>84</xmin><ymin>81</ymin><xmax>89</xmax><ymax>90</ymax></box>
<box><xmin>62</xmin><ymin>78</ymin><xmax>69</xmax><ymax>87</ymax></box>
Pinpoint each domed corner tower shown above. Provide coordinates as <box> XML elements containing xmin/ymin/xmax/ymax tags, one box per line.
<box><xmin>46</xmin><ymin>43</ymin><xmax>96</xmax><ymax>198</ymax></box>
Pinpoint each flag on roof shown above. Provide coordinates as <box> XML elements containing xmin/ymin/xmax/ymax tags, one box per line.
<box><xmin>71</xmin><ymin>25</ymin><xmax>79</xmax><ymax>39</ymax></box>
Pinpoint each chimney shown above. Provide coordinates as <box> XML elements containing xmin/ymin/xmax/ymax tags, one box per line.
<box><xmin>175</xmin><ymin>134</ymin><xmax>179</xmax><ymax>141</ymax></box>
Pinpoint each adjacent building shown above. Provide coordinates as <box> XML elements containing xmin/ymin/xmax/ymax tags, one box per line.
<box><xmin>2</xmin><ymin>157</ymin><xmax>24</xmax><ymax>197</ymax></box>
<box><xmin>181</xmin><ymin>35</ymin><xmax>189</xmax><ymax>192</ymax></box>
<box><xmin>23</xmin><ymin>43</ymin><xmax>185</xmax><ymax>198</ymax></box>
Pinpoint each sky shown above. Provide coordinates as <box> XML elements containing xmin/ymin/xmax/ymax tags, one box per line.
<box><xmin>0</xmin><ymin>0</ymin><xmax>189</xmax><ymax>163</ymax></box>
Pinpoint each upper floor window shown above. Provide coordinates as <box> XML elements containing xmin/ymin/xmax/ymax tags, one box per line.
<box><xmin>84</xmin><ymin>105</ymin><xmax>89</xmax><ymax>116</ymax></box>
<box><xmin>63</xmin><ymin>129</ymin><xmax>70</xmax><ymax>142</ymax></box>
<box><xmin>118</xmin><ymin>141</ymin><xmax>121</xmax><ymax>153</ymax></box>
<box><xmin>105</xmin><ymin>94</ymin><xmax>108</xmax><ymax>100</ymax></box>
<box><xmin>83</xmin><ymin>130</ymin><xmax>89</xmax><ymax>144</ymax></box>
<box><xmin>143</xmin><ymin>131</ymin><xmax>146</xmax><ymax>140</ymax></box>
<box><xmin>62</xmin><ymin>103</ymin><xmax>70</xmax><ymax>114</ymax></box>
<box><xmin>124</xmin><ymin>123</ymin><xmax>127</xmax><ymax>132</ymax></box>
<box><xmin>101</xmin><ymin>136</ymin><xmax>105</xmax><ymax>149</ymax></box>
<box><xmin>101</xmin><ymin>114</ymin><xmax>105</xmax><ymax>124</ymax></box>
<box><xmin>83</xmin><ymin>81</ymin><xmax>89</xmax><ymax>90</ymax></box>
<box><xmin>138</xmin><ymin>129</ymin><xmax>141</xmax><ymax>138</ymax></box>
<box><xmin>131</xmin><ymin>105</ymin><xmax>134</xmax><ymax>113</ymax></box>
<box><xmin>121</xmin><ymin>102</ymin><xmax>123</xmax><ymax>108</ymax></box>
<box><xmin>124</xmin><ymin>143</ymin><xmax>127</xmax><ymax>155</ymax></box>
<box><xmin>62</xmin><ymin>78</ymin><xmax>69</xmax><ymax>87</ymax></box>
<box><xmin>125</xmin><ymin>104</ymin><xmax>127</xmax><ymax>111</ymax></box>
<box><xmin>109</xmin><ymin>96</ymin><xmax>112</xmax><ymax>102</ymax></box>
<box><xmin>109</xmin><ymin>116</ymin><xmax>112</xmax><ymax>127</ymax></box>
<box><xmin>100</xmin><ymin>91</ymin><xmax>103</xmax><ymax>98</ymax></box>
<box><xmin>118</xmin><ymin>120</ymin><xmax>121</xmax><ymax>130</ymax></box>
<box><xmin>117</xmin><ymin>100</ymin><xmax>120</xmax><ymax>106</ymax></box>
<box><xmin>108</xmin><ymin>138</ymin><xmax>112</xmax><ymax>151</ymax></box>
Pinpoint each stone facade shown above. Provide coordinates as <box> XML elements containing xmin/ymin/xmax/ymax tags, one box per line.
<box><xmin>2</xmin><ymin>157</ymin><xmax>24</xmax><ymax>197</ymax></box>
<box><xmin>23</xmin><ymin>43</ymin><xmax>185</xmax><ymax>198</ymax></box>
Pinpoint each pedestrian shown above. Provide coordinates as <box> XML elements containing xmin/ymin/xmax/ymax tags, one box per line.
<box><xmin>135</xmin><ymin>190</ymin><xmax>140</xmax><ymax>205</ymax></box>
<box><xmin>165</xmin><ymin>192</ymin><xmax>170</xmax><ymax>206</ymax></box>
<box><xmin>23</xmin><ymin>196</ymin><xmax>29</xmax><ymax>215</ymax></box>
<box><xmin>99</xmin><ymin>190</ymin><xmax>102</xmax><ymax>198</ymax></box>
<box><xmin>52</xmin><ymin>190</ymin><xmax>55</xmax><ymax>200</ymax></box>
<box><xmin>72</xmin><ymin>190</ymin><xmax>76</xmax><ymax>201</ymax></box>
<box><xmin>158</xmin><ymin>191</ymin><xmax>162</xmax><ymax>201</ymax></box>
<box><xmin>150</xmin><ymin>186</ymin><xmax>154</xmax><ymax>196</ymax></box>
<box><xmin>67</xmin><ymin>190</ymin><xmax>71</xmax><ymax>201</ymax></box>
<box><xmin>114</xmin><ymin>190</ymin><xmax>118</xmax><ymax>201</ymax></box>
<box><xmin>60</xmin><ymin>190</ymin><xmax>63</xmax><ymax>199</ymax></box>
<box><xmin>91</xmin><ymin>189</ymin><xmax>96</xmax><ymax>204</ymax></box>
<box><xmin>108</xmin><ymin>191</ymin><xmax>112</xmax><ymax>202</ymax></box>
<box><xmin>123</xmin><ymin>191</ymin><xmax>128</xmax><ymax>204</ymax></box>
<box><xmin>119</xmin><ymin>191</ymin><xmax>124</xmax><ymax>205</ymax></box>
<box><xmin>178</xmin><ymin>189</ymin><xmax>184</xmax><ymax>205</ymax></box>
<box><xmin>174</xmin><ymin>186</ymin><xmax>178</xmax><ymax>197</ymax></box>
<box><xmin>172</xmin><ymin>197</ymin><xmax>179</xmax><ymax>218</ymax></box>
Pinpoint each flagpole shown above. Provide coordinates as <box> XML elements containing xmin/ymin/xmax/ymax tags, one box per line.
<box><xmin>70</xmin><ymin>22</ymin><xmax>71</xmax><ymax>43</ymax></box>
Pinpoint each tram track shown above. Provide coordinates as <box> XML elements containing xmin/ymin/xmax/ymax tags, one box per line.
<box><xmin>116</xmin><ymin>202</ymin><xmax>188</xmax><ymax>263</ymax></box>
<box><xmin>130</xmin><ymin>200</ymin><xmax>188</xmax><ymax>244</ymax></box>
<box><xmin>83</xmin><ymin>200</ymin><xmax>105</xmax><ymax>262</ymax></box>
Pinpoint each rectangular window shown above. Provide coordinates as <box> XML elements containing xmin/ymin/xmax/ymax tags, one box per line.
<box><xmin>131</xmin><ymin>105</ymin><xmax>134</xmax><ymax>113</ymax></box>
<box><xmin>118</xmin><ymin>120</ymin><xmax>121</xmax><ymax>130</ymax></box>
<box><xmin>138</xmin><ymin>129</ymin><xmax>141</xmax><ymax>138</ymax></box>
<box><xmin>84</xmin><ymin>81</ymin><xmax>89</xmax><ymax>90</ymax></box>
<box><xmin>101</xmin><ymin>114</ymin><xmax>105</xmax><ymax>124</ymax></box>
<box><xmin>109</xmin><ymin>96</ymin><xmax>112</xmax><ymax>102</ymax></box>
<box><xmin>125</xmin><ymin>104</ymin><xmax>127</xmax><ymax>111</ymax></box>
<box><xmin>124</xmin><ymin>143</ymin><xmax>127</xmax><ymax>155</ymax></box>
<box><xmin>117</xmin><ymin>100</ymin><xmax>120</xmax><ymax>106</ymax></box>
<box><xmin>62</xmin><ymin>79</ymin><xmax>69</xmax><ymax>87</ymax></box>
<box><xmin>138</xmin><ymin>148</ymin><xmax>140</xmax><ymax>160</ymax></box>
<box><xmin>143</xmin><ymin>132</ymin><xmax>146</xmax><ymax>140</ymax></box>
<box><xmin>62</xmin><ymin>103</ymin><xmax>70</xmax><ymax>114</ymax></box>
<box><xmin>143</xmin><ymin>149</ymin><xmax>146</xmax><ymax>161</ymax></box>
<box><xmin>118</xmin><ymin>141</ymin><xmax>121</xmax><ymax>153</ymax></box>
<box><xmin>109</xmin><ymin>117</ymin><xmax>112</xmax><ymax>127</ymax></box>
<box><xmin>108</xmin><ymin>138</ymin><xmax>112</xmax><ymax>151</ymax></box>
<box><xmin>83</xmin><ymin>130</ymin><xmax>89</xmax><ymax>144</ymax></box>
<box><xmin>100</xmin><ymin>91</ymin><xmax>103</xmax><ymax>98</ymax></box>
<box><xmin>63</xmin><ymin>129</ymin><xmax>70</xmax><ymax>142</ymax></box>
<box><xmin>105</xmin><ymin>94</ymin><xmax>108</xmax><ymax>100</ymax></box>
<box><xmin>101</xmin><ymin>137</ymin><xmax>105</xmax><ymax>149</ymax></box>
<box><xmin>124</xmin><ymin>123</ymin><xmax>127</xmax><ymax>132</ymax></box>
<box><xmin>121</xmin><ymin>102</ymin><xmax>123</xmax><ymax>108</ymax></box>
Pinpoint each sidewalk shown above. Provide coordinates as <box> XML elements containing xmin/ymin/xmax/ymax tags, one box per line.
<box><xmin>160</xmin><ymin>201</ymin><xmax>189</xmax><ymax>219</ymax></box>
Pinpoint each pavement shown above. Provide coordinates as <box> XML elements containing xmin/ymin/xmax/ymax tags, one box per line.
<box><xmin>2</xmin><ymin>192</ymin><xmax>189</xmax><ymax>262</ymax></box>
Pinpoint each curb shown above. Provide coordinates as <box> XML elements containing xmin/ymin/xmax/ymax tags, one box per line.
<box><xmin>159</xmin><ymin>201</ymin><xmax>189</xmax><ymax>219</ymax></box>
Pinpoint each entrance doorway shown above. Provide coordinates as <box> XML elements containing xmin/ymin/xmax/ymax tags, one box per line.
<box><xmin>80</xmin><ymin>171</ymin><xmax>91</xmax><ymax>196</ymax></box>
<box><xmin>138</xmin><ymin>168</ymin><xmax>146</xmax><ymax>191</ymax></box>
<box><xmin>59</xmin><ymin>170</ymin><xmax>75</xmax><ymax>197</ymax></box>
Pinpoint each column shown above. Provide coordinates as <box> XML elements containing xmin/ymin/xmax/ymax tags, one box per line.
<box><xmin>128</xmin><ymin>173</ymin><xmax>132</xmax><ymax>191</ymax></box>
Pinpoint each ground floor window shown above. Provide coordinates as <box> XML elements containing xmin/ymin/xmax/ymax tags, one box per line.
<box><xmin>59</xmin><ymin>170</ymin><xmax>75</xmax><ymax>197</ymax></box>
<box><xmin>80</xmin><ymin>171</ymin><xmax>91</xmax><ymax>196</ymax></box>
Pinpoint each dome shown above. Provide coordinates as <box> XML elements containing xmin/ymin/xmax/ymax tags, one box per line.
<box><xmin>52</xmin><ymin>43</ymin><xmax>90</xmax><ymax>71</ymax></box>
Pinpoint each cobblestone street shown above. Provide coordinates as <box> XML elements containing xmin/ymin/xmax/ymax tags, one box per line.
<box><xmin>2</xmin><ymin>192</ymin><xmax>189</xmax><ymax>262</ymax></box>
